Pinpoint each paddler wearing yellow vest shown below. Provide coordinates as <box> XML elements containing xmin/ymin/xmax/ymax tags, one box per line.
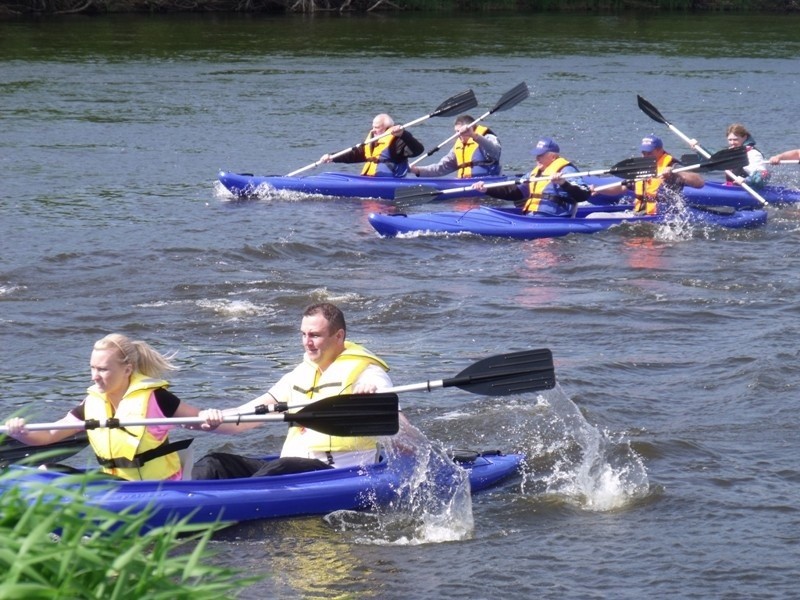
<box><xmin>593</xmin><ymin>135</ymin><xmax>704</xmax><ymax>215</ymax></box>
<box><xmin>320</xmin><ymin>113</ymin><xmax>424</xmax><ymax>177</ymax></box>
<box><xmin>473</xmin><ymin>137</ymin><xmax>591</xmax><ymax>216</ymax></box>
<box><xmin>2</xmin><ymin>333</ymin><xmax>212</xmax><ymax>481</ymax></box>
<box><xmin>193</xmin><ymin>302</ymin><xmax>409</xmax><ymax>479</ymax></box>
<box><xmin>410</xmin><ymin>114</ymin><xmax>502</xmax><ymax>178</ymax></box>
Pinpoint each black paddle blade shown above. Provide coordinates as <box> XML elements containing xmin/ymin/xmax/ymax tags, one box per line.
<box><xmin>490</xmin><ymin>82</ymin><xmax>530</xmax><ymax>114</ymax></box>
<box><xmin>680</xmin><ymin>153</ymin><xmax>704</xmax><ymax>165</ymax></box>
<box><xmin>696</xmin><ymin>146</ymin><xmax>748</xmax><ymax>172</ymax></box>
<box><xmin>444</xmin><ymin>349</ymin><xmax>555</xmax><ymax>396</ymax></box>
<box><xmin>689</xmin><ymin>204</ymin><xmax>737</xmax><ymax>216</ymax></box>
<box><xmin>607</xmin><ymin>157</ymin><xmax>658</xmax><ymax>179</ymax></box>
<box><xmin>431</xmin><ymin>89</ymin><xmax>478</xmax><ymax>118</ymax></box>
<box><xmin>287</xmin><ymin>393</ymin><xmax>399</xmax><ymax>437</ymax></box>
<box><xmin>394</xmin><ymin>184</ymin><xmax>444</xmax><ymax>203</ymax></box>
<box><xmin>0</xmin><ymin>432</ymin><xmax>89</xmax><ymax>467</ymax></box>
<box><xmin>637</xmin><ymin>94</ymin><xmax>669</xmax><ymax>125</ymax></box>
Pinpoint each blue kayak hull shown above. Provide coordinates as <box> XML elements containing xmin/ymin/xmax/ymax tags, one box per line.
<box><xmin>4</xmin><ymin>451</ymin><xmax>523</xmax><ymax>527</ymax></box>
<box><xmin>218</xmin><ymin>170</ymin><xmax>800</xmax><ymax>207</ymax></box>
<box><xmin>585</xmin><ymin>176</ymin><xmax>800</xmax><ymax>209</ymax></box>
<box><xmin>368</xmin><ymin>205</ymin><xmax>768</xmax><ymax>240</ymax></box>
<box><xmin>218</xmin><ymin>170</ymin><xmax>508</xmax><ymax>201</ymax></box>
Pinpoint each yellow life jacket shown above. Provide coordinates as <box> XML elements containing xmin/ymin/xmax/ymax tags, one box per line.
<box><xmin>282</xmin><ymin>341</ymin><xmax>389</xmax><ymax>457</ymax></box>
<box><xmin>454</xmin><ymin>125</ymin><xmax>499</xmax><ymax>178</ymax></box>
<box><xmin>361</xmin><ymin>133</ymin><xmax>396</xmax><ymax>177</ymax></box>
<box><xmin>84</xmin><ymin>372</ymin><xmax>182</xmax><ymax>481</ymax></box>
<box><xmin>634</xmin><ymin>153</ymin><xmax>675</xmax><ymax>215</ymax></box>
<box><xmin>523</xmin><ymin>156</ymin><xmax>571</xmax><ymax>214</ymax></box>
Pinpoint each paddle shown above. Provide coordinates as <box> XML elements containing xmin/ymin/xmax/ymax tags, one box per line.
<box><xmin>395</xmin><ymin>157</ymin><xmax>657</xmax><ymax>205</ymax></box>
<box><xmin>689</xmin><ymin>204</ymin><xmax>736</xmax><ymax>216</ymax></box>
<box><xmin>385</xmin><ymin>349</ymin><xmax>555</xmax><ymax>396</ymax></box>
<box><xmin>0</xmin><ymin>432</ymin><xmax>89</xmax><ymax>467</ymax></box>
<box><xmin>636</xmin><ymin>95</ymin><xmax>769</xmax><ymax>206</ymax></box>
<box><xmin>592</xmin><ymin>148</ymin><xmax>749</xmax><ymax>194</ymax></box>
<box><xmin>0</xmin><ymin>394</ymin><xmax>400</xmax><ymax>438</ymax></box>
<box><xmin>674</xmin><ymin>146</ymin><xmax>749</xmax><ymax>174</ymax></box>
<box><xmin>408</xmin><ymin>82</ymin><xmax>530</xmax><ymax>168</ymax></box>
<box><xmin>680</xmin><ymin>152</ymin><xmax>704</xmax><ymax>166</ymax></box>
<box><xmin>285</xmin><ymin>89</ymin><xmax>479</xmax><ymax>177</ymax></box>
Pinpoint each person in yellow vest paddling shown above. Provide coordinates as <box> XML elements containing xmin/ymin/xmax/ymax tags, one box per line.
<box><xmin>3</xmin><ymin>334</ymin><xmax>211</xmax><ymax>481</ymax></box>
<box><xmin>472</xmin><ymin>137</ymin><xmax>591</xmax><ymax>216</ymax></box>
<box><xmin>409</xmin><ymin>114</ymin><xmax>502</xmax><ymax>178</ymax></box>
<box><xmin>595</xmin><ymin>135</ymin><xmax>704</xmax><ymax>215</ymax></box>
<box><xmin>193</xmin><ymin>303</ymin><xmax>406</xmax><ymax>478</ymax></box>
<box><xmin>319</xmin><ymin>113</ymin><xmax>424</xmax><ymax>177</ymax></box>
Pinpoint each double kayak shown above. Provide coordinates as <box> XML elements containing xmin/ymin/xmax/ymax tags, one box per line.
<box><xmin>217</xmin><ymin>170</ymin><xmax>506</xmax><ymax>201</ymax></box>
<box><xmin>3</xmin><ymin>450</ymin><xmax>523</xmax><ymax>528</ymax></box>
<box><xmin>368</xmin><ymin>204</ymin><xmax>768</xmax><ymax>240</ymax></box>
<box><xmin>217</xmin><ymin>170</ymin><xmax>800</xmax><ymax>207</ymax></box>
<box><xmin>587</xmin><ymin>176</ymin><xmax>800</xmax><ymax>209</ymax></box>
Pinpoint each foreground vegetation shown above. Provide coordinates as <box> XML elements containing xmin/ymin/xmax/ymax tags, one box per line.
<box><xmin>3</xmin><ymin>0</ymin><xmax>798</xmax><ymax>16</ymax></box>
<box><xmin>0</xmin><ymin>467</ymin><xmax>256</xmax><ymax>598</ymax></box>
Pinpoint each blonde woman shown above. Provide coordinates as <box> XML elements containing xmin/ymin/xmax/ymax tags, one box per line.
<box><xmin>4</xmin><ymin>333</ymin><xmax>210</xmax><ymax>481</ymax></box>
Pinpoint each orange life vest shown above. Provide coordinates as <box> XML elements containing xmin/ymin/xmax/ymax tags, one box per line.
<box><xmin>634</xmin><ymin>153</ymin><xmax>675</xmax><ymax>215</ymax></box>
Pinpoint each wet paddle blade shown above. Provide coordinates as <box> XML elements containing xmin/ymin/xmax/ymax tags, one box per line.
<box><xmin>394</xmin><ymin>184</ymin><xmax>446</xmax><ymax>204</ymax></box>
<box><xmin>689</xmin><ymin>204</ymin><xmax>737</xmax><ymax>216</ymax></box>
<box><xmin>0</xmin><ymin>432</ymin><xmax>89</xmax><ymax>467</ymax></box>
<box><xmin>287</xmin><ymin>392</ymin><xmax>399</xmax><ymax>437</ymax></box>
<box><xmin>443</xmin><ymin>349</ymin><xmax>555</xmax><ymax>396</ymax></box>
<box><xmin>606</xmin><ymin>157</ymin><xmax>658</xmax><ymax>179</ymax></box>
<box><xmin>680</xmin><ymin>153</ymin><xmax>705</xmax><ymax>165</ymax></box>
<box><xmin>409</xmin><ymin>83</ymin><xmax>529</xmax><ymax>169</ymax></box>
<box><xmin>696</xmin><ymin>147</ymin><xmax>748</xmax><ymax>172</ymax></box>
<box><xmin>490</xmin><ymin>82</ymin><xmax>530</xmax><ymax>114</ymax></box>
<box><xmin>637</xmin><ymin>94</ymin><xmax>669</xmax><ymax>125</ymax></box>
<box><xmin>430</xmin><ymin>89</ymin><xmax>478</xmax><ymax>118</ymax></box>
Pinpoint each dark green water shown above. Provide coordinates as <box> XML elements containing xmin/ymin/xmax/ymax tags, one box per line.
<box><xmin>2</xmin><ymin>12</ymin><xmax>799</xmax><ymax>60</ymax></box>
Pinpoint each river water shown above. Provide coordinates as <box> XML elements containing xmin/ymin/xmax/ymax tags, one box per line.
<box><xmin>2</xmin><ymin>11</ymin><xmax>800</xmax><ymax>599</ymax></box>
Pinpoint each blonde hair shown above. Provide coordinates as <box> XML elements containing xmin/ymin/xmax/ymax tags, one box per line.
<box><xmin>94</xmin><ymin>333</ymin><xmax>178</xmax><ymax>378</ymax></box>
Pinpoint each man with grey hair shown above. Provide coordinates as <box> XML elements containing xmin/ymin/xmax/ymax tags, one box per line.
<box><xmin>320</xmin><ymin>113</ymin><xmax>424</xmax><ymax>177</ymax></box>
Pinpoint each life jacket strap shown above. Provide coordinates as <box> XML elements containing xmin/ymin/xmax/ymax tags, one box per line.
<box><xmin>95</xmin><ymin>438</ymin><xmax>193</xmax><ymax>469</ymax></box>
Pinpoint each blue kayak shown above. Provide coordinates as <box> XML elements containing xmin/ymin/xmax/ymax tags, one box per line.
<box><xmin>3</xmin><ymin>450</ymin><xmax>522</xmax><ymax>528</ymax></box>
<box><xmin>217</xmin><ymin>170</ymin><xmax>800</xmax><ymax>207</ymax></box>
<box><xmin>368</xmin><ymin>205</ymin><xmax>768</xmax><ymax>240</ymax></box>
<box><xmin>217</xmin><ymin>170</ymin><xmax>508</xmax><ymax>201</ymax></box>
<box><xmin>585</xmin><ymin>176</ymin><xmax>800</xmax><ymax>209</ymax></box>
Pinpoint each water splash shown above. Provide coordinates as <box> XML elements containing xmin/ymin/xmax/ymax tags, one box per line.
<box><xmin>0</xmin><ymin>284</ymin><xmax>26</xmax><ymax>298</ymax></box>
<box><xmin>324</xmin><ymin>420</ymin><xmax>474</xmax><ymax>545</ymax></box>
<box><xmin>521</xmin><ymin>386</ymin><xmax>650</xmax><ymax>512</ymax></box>
<box><xmin>653</xmin><ymin>189</ymin><xmax>695</xmax><ymax>242</ymax></box>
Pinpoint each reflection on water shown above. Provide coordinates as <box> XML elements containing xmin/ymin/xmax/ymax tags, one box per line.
<box><xmin>213</xmin><ymin>518</ymin><xmax>377</xmax><ymax>598</ymax></box>
<box><xmin>2</xmin><ymin>13</ymin><xmax>800</xmax><ymax>61</ymax></box>
<box><xmin>622</xmin><ymin>236</ymin><xmax>668</xmax><ymax>271</ymax></box>
<box><xmin>513</xmin><ymin>237</ymin><xmax>573</xmax><ymax>308</ymax></box>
